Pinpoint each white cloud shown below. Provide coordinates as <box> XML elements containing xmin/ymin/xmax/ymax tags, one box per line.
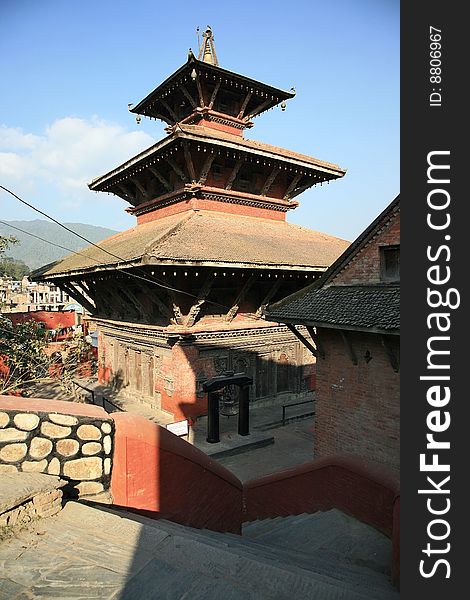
<box><xmin>0</xmin><ymin>117</ymin><xmax>154</xmax><ymax>224</ymax></box>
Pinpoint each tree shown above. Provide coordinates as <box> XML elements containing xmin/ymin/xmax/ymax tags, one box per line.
<box><xmin>0</xmin><ymin>257</ymin><xmax>30</xmax><ymax>279</ymax></box>
<box><xmin>0</xmin><ymin>315</ymin><xmax>96</xmax><ymax>396</ymax></box>
<box><xmin>0</xmin><ymin>235</ymin><xmax>29</xmax><ymax>279</ymax></box>
<box><xmin>0</xmin><ymin>235</ymin><xmax>19</xmax><ymax>256</ymax></box>
<box><xmin>0</xmin><ymin>315</ymin><xmax>51</xmax><ymax>395</ymax></box>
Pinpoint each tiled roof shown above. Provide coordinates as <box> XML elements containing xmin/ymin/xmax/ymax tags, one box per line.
<box><xmin>177</xmin><ymin>125</ymin><xmax>345</xmax><ymax>173</ymax></box>
<box><xmin>267</xmin><ymin>285</ymin><xmax>400</xmax><ymax>332</ymax></box>
<box><xmin>89</xmin><ymin>126</ymin><xmax>345</xmax><ymax>190</ymax></box>
<box><xmin>38</xmin><ymin>210</ymin><xmax>350</xmax><ymax>278</ymax></box>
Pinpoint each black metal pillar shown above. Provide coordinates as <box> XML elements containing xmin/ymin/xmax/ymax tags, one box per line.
<box><xmin>238</xmin><ymin>385</ymin><xmax>250</xmax><ymax>436</ymax></box>
<box><xmin>206</xmin><ymin>391</ymin><xmax>220</xmax><ymax>443</ymax></box>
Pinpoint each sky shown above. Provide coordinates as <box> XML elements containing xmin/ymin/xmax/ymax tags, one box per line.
<box><xmin>0</xmin><ymin>0</ymin><xmax>399</xmax><ymax>242</ymax></box>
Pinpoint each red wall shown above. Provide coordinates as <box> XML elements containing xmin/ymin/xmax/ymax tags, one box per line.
<box><xmin>7</xmin><ymin>310</ymin><xmax>76</xmax><ymax>330</ymax></box>
<box><xmin>111</xmin><ymin>412</ymin><xmax>243</xmax><ymax>533</ymax></box>
<box><xmin>136</xmin><ymin>196</ymin><xmax>286</xmax><ymax>225</ymax></box>
<box><xmin>332</xmin><ymin>211</ymin><xmax>400</xmax><ymax>285</ymax></box>
<box><xmin>315</xmin><ymin>329</ymin><xmax>399</xmax><ymax>471</ymax></box>
<box><xmin>243</xmin><ymin>454</ymin><xmax>400</xmax><ymax>587</ymax></box>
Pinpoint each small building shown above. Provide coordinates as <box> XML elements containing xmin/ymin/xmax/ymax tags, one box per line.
<box><xmin>267</xmin><ymin>196</ymin><xmax>400</xmax><ymax>472</ymax></box>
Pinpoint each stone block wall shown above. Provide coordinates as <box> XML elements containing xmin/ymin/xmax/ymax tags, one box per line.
<box><xmin>0</xmin><ymin>487</ymin><xmax>63</xmax><ymax>529</ymax></box>
<box><xmin>0</xmin><ymin>398</ymin><xmax>114</xmax><ymax>500</ymax></box>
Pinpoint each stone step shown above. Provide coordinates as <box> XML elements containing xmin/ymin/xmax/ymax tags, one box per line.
<box><xmin>242</xmin><ymin>512</ymin><xmax>312</xmax><ymax>538</ymax></box>
<box><xmin>0</xmin><ymin>473</ymin><xmax>66</xmax><ymax>533</ymax></box>
<box><xmin>106</xmin><ymin>506</ymin><xmax>398</xmax><ymax>598</ymax></box>
<box><xmin>243</xmin><ymin>509</ymin><xmax>392</xmax><ymax>575</ymax></box>
<box><xmin>1</xmin><ymin>501</ymin><xmax>398</xmax><ymax>599</ymax></box>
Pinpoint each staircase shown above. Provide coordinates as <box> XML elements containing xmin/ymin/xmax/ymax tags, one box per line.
<box><xmin>1</xmin><ymin>499</ymin><xmax>399</xmax><ymax>599</ymax></box>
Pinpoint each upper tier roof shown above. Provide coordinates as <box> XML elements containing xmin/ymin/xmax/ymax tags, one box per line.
<box><xmin>89</xmin><ymin>124</ymin><xmax>345</xmax><ymax>194</ymax></box>
<box><xmin>129</xmin><ymin>51</ymin><xmax>295</xmax><ymax>126</ymax></box>
<box><xmin>36</xmin><ymin>210</ymin><xmax>350</xmax><ymax>279</ymax></box>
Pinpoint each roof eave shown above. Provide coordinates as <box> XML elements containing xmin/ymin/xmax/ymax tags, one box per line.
<box><xmin>265</xmin><ymin>315</ymin><xmax>400</xmax><ymax>335</ymax></box>
<box><xmin>130</xmin><ymin>56</ymin><xmax>296</xmax><ymax>116</ymax></box>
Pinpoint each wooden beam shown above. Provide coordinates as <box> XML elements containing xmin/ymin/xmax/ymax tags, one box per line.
<box><xmin>164</xmin><ymin>157</ymin><xmax>188</xmax><ymax>182</ymax></box>
<box><xmin>288</xmin><ymin>179</ymin><xmax>315</xmax><ymax>199</ymax></box>
<box><xmin>255</xmin><ymin>278</ymin><xmax>282</xmax><ymax>317</ymax></box>
<box><xmin>115</xmin><ymin>183</ymin><xmax>137</xmax><ymax>204</ymax></box>
<box><xmin>183</xmin><ymin>142</ymin><xmax>197</xmax><ymax>182</ymax></box>
<box><xmin>381</xmin><ymin>335</ymin><xmax>400</xmax><ymax>372</ymax></box>
<box><xmin>185</xmin><ymin>274</ymin><xmax>215</xmax><ymax>327</ymax></box>
<box><xmin>237</xmin><ymin>91</ymin><xmax>252</xmax><ymax>119</ymax></box>
<box><xmin>246</xmin><ymin>97</ymin><xmax>272</xmax><ymax>120</ymax></box>
<box><xmin>283</xmin><ymin>173</ymin><xmax>302</xmax><ymax>200</ymax></box>
<box><xmin>159</xmin><ymin>98</ymin><xmax>179</xmax><ymax>122</ymax></box>
<box><xmin>225</xmin><ymin>158</ymin><xmax>243</xmax><ymax>190</ymax></box>
<box><xmin>225</xmin><ymin>274</ymin><xmax>257</xmax><ymax>322</ymax></box>
<box><xmin>119</xmin><ymin>286</ymin><xmax>146</xmax><ymax>318</ymax></box>
<box><xmin>340</xmin><ymin>330</ymin><xmax>358</xmax><ymax>365</ymax></box>
<box><xmin>285</xmin><ymin>323</ymin><xmax>318</xmax><ymax>357</ymax></box>
<box><xmin>260</xmin><ymin>166</ymin><xmax>280</xmax><ymax>196</ymax></box>
<box><xmin>151</xmin><ymin>110</ymin><xmax>173</xmax><ymax>125</ymax></box>
<box><xmin>148</xmin><ymin>166</ymin><xmax>172</xmax><ymax>192</ymax></box>
<box><xmin>208</xmin><ymin>80</ymin><xmax>221</xmax><ymax>109</ymax></box>
<box><xmin>306</xmin><ymin>326</ymin><xmax>325</xmax><ymax>359</ymax></box>
<box><xmin>138</xmin><ymin>282</ymin><xmax>171</xmax><ymax>319</ymax></box>
<box><xmin>180</xmin><ymin>85</ymin><xmax>197</xmax><ymax>109</ymax></box>
<box><xmin>195</xmin><ymin>75</ymin><xmax>205</xmax><ymax>107</ymax></box>
<box><xmin>198</xmin><ymin>152</ymin><xmax>216</xmax><ymax>184</ymax></box>
<box><xmin>130</xmin><ymin>177</ymin><xmax>148</xmax><ymax>199</ymax></box>
<box><xmin>61</xmin><ymin>282</ymin><xmax>96</xmax><ymax>314</ymax></box>
<box><xmin>95</xmin><ymin>282</ymin><xmax>127</xmax><ymax>319</ymax></box>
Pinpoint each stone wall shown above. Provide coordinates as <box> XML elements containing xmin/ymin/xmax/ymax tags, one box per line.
<box><xmin>1</xmin><ymin>487</ymin><xmax>63</xmax><ymax>529</ymax></box>
<box><xmin>0</xmin><ymin>398</ymin><xmax>114</xmax><ymax>500</ymax></box>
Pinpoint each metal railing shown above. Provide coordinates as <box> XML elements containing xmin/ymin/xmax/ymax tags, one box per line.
<box><xmin>281</xmin><ymin>399</ymin><xmax>315</xmax><ymax>426</ymax></box>
<box><xmin>71</xmin><ymin>381</ymin><xmax>124</xmax><ymax>413</ymax></box>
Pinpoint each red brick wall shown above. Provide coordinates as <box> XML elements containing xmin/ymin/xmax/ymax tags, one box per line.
<box><xmin>136</xmin><ymin>197</ymin><xmax>286</xmax><ymax>225</ymax></box>
<box><xmin>315</xmin><ymin>328</ymin><xmax>400</xmax><ymax>471</ymax></box>
<box><xmin>332</xmin><ymin>211</ymin><xmax>400</xmax><ymax>285</ymax></box>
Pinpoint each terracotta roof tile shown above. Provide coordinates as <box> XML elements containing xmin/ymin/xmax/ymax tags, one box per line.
<box><xmin>39</xmin><ymin>210</ymin><xmax>349</xmax><ymax>278</ymax></box>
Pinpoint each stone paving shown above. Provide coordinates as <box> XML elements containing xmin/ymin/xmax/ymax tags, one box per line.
<box><xmin>0</xmin><ymin>501</ymin><xmax>398</xmax><ymax>600</ymax></box>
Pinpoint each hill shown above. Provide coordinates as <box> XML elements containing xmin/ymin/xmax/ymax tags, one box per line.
<box><xmin>0</xmin><ymin>220</ymin><xmax>119</xmax><ymax>270</ymax></box>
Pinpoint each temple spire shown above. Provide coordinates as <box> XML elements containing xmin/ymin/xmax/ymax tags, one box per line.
<box><xmin>198</xmin><ymin>26</ymin><xmax>219</xmax><ymax>66</ymax></box>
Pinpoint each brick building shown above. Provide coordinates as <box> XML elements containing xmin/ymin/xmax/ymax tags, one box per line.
<box><xmin>35</xmin><ymin>28</ymin><xmax>349</xmax><ymax>421</ymax></box>
<box><xmin>267</xmin><ymin>196</ymin><xmax>400</xmax><ymax>471</ymax></box>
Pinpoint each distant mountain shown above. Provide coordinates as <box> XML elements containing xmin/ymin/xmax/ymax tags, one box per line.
<box><xmin>0</xmin><ymin>220</ymin><xmax>119</xmax><ymax>270</ymax></box>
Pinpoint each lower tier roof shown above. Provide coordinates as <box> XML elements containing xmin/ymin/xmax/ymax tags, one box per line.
<box><xmin>37</xmin><ymin>210</ymin><xmax>349</xmax><ymax>279</ymax></box>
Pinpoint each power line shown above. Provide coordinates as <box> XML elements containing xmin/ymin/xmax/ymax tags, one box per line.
<box><xmin>0</xmin><ymin>185</ymin><xmax>229</xmax><ymax>310</ymax></box>
<box><xmin>0</xmin><ymin>220</ymin><xmax>106</xmax><ymax>267</ymax></box>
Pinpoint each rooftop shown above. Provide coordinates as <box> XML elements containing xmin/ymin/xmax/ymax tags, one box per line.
<box><xmin>267</xmin><ymin>284</ymin><xmax>400</xmax><ymax>333</ymax></box>
<box><xmin>89</xmin><ymin>124</ymin><xmax>345</xmax><ymax>194</ymax></box>
<box><xmin>36</xmin><ymin>210</ymin><xmax>350</xmax><ymax>279</ymax></box>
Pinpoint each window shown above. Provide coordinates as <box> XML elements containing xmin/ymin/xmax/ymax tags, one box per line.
<box><xmin>380</xmin><ymin>245</ymin><xmax>400</xmax><ymax>281</ymax></box>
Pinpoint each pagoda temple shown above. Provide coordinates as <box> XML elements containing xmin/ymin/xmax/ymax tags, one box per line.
<box><xmin>38</xmin><ymin>28</ymin><xmax>349</xmax><ymax>420</ymax></box>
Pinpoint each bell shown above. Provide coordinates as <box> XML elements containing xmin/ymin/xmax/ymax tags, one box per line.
<box><xmin>219</xmin><ymin>384</ymin><xmax>239</xmax><ymax>416</ymax></box>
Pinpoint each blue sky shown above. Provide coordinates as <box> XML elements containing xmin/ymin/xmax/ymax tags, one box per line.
<box><xmin>0</xmin><ymin>0</ymin><xmax>399</xmax><ymax>242</ymax></box>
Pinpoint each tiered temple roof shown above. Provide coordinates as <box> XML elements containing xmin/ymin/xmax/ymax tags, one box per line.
<box><xmin>41</xmin><ymin>27</ymin><xmax>348</xmax><ymax>280</ymax></box>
